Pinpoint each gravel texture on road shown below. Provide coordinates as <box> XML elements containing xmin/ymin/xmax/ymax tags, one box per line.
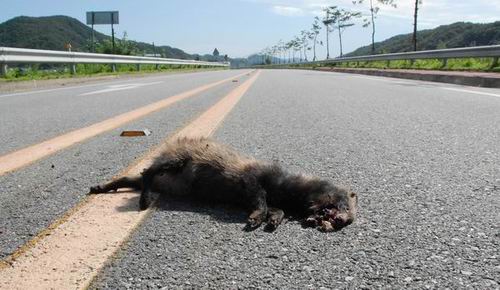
<box><xmin>0</xmin><ymin>70</ymin><xmax>243</xmax><ymax>155</ymax></box>
<box><xmin>0</xmin><ymin>75</ymin><xmax>249</xmax><ymax>259</ymax></box>
<box><xmin>91</xmin><ymin>69</ymin><xmax>499</xmax><ymax>289</ymax></box>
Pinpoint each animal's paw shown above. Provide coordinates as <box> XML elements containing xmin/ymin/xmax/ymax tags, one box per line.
<box><xmin>245</xmin><ymin>210</ymin><xmax>266</xmax><ymax>230</ymax></box>
<box><xmin>264</xmin><ymin>209</ymin><xmax>285</xmax><ymax>232</ymax></box>
<box><xmin>264</xmin><ymin>217</ymin><xmax>281</xmax><ymax>232</ymax></box>
<box><xmin>302</xmin><ymin>215</ymin><xmax>320</xmax><ymax>228</ymax></box>
<box><xmin>246</xmin><ymin>217</ymin><xmax>263</xmax><ymax>229</ymax></box>
<box><xmin>139</xmin><ymin>195</ymin><xmax>151</xmax><ymax>211</ymax></box>
<box><xmin>319</xmin><ymin>220</ymin><xmax>335</xmax><ymax>232</ymax></box>
<box><xmin>89</xmin><ymin>185</ymin><xmax>104</xmax><ymax>194</ymax></box>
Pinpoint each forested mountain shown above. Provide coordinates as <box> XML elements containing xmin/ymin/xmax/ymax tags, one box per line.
<box><xmin>0</xmin><ymin>16</ymin><xmax>106</xmax><ymax>51</ymax></box>
<box><xmin>347</xmin><ymin>21</ymin><xmax>500</xmax><ymax>56</ymax></box>
<box><xmin>0</xmin><ymin>15</ymin><xmax>196</xmax><ymax>59</ymax></box>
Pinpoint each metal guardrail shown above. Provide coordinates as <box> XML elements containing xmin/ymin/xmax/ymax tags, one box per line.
<box><xmin>0</xmin><ymin>47</ymin><xmax>229</xmax><ymax>75</ymax></box>
<box><xmin>258</xmin><ymin>44</ymin><xmax>500</xmax><ymax>68</ymax></box>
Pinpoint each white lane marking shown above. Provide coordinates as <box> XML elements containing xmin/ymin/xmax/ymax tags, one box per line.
<box><xmin>79</xmin><ymin>81</ymin><xmax>164</xmax><ymax>96</ymax></box>
<box><xmin>0</xmin><ymin>70</ymin><xmax>235</xmax><ymax>99</ymax></box>
<box><xmin>0</xmin><ymin>79</ymin><xmax>165</xmax><ymax>99</ymax></box>
<box><xmin>0</xmin><ymin>82</ymin><xmax>117</xmax><ymax>99</ymax></box>
<box><xmin>347</xmin><ymin>74</ymin><xmax>413</xmax><ymax>85</ymax></box>
<box><xmin>441</xmin><ymin>87</ymin><xmax>500</xmax><ymax>98</ymax></box>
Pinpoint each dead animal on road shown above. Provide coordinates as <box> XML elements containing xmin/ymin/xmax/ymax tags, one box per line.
<box><xmin>89</xmin><ymin>137</ymin><xmax>357</xmax><ymax>232</ymax></box>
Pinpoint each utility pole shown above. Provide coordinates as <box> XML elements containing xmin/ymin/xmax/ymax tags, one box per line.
<box><xmin>338</xmin><ymin>26</ymin><xmax>343</xmax><ymax>57</ymax></box>
<box><xmin>153</xmin><ymin>42</ymin><xmax>159</xmax><ymax>69</ymax></box>
<box><xmin>338</xmin><ymin>23</ymin><xmax>354</xmax><ymax>57</ymax></box>
<box><xmin>413</xmin><ymin>0</ymin><xmax>419</xmax><ymax>51</ymax></box>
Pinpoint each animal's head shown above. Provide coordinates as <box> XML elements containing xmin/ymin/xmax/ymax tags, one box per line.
<box><xmin>307</xmin><ymin>183</ymin><xmax>358</xmax><ymax>231</ymax></box>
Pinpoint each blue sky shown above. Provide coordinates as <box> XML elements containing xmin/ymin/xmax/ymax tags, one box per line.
<box><xmin>1</xmin><ymin>0</ymin><xmax>499</xmax><ymax>58</ymax></box>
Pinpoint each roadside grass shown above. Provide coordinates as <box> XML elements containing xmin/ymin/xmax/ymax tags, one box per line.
<box><xmin>0</xmin><ymin>64</ymin><xmax>227</xmax><ymax>82</ymax></box>
<box><xmin>333</xmin><ymin>57</ymin><xmax>498</xmax><ymax>71</ymax></box>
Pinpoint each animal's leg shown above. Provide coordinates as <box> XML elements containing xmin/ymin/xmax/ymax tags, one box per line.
<box><xmin>265</xmin><ymin>207</ymin><xmax>285</xmax><ymax>231</ymax></box>
<box><xmin>140</xmin><ymin>158</ymin><xmax>186</xmax><ymax>210</ymax></box>
<box><xmin>246</xmin><ymin>186</ymin><xmax>268</xmax><ymax>229</ymax></box>
<box><xmin>89</xmin><ymin>176</ymin><xmax>142</xmax><ymax>194</ymax></box>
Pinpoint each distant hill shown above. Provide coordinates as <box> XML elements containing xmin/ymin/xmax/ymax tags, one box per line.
<box><xmin>0</xmin><ymin>15</ymin><xmax>198</xmax><ymax>59</ymax></box>
<box><xmin>0</xmin><ymin>16</ymin><xmax>107</xmax><ymax>51</ymax></box>
<box><xmin>347</xmin><ymin>21</ymin><xmax>500</xmax><ymax>56</ymax></box>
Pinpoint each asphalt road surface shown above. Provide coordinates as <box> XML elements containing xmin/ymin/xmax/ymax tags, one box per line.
<box><xmin>1</xmin><ymin>69</ymin><xmax>499</xmax><ymax>289</ymax></box>
<box><xmin>0</xmin><ymin>69</ymin><xmax>250</xmax><ymax>258</ymax></box>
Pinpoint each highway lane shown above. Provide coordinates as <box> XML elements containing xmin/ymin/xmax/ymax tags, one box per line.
<box><xmin>0</xmin><ymin>69</ymin><xmax>246</xmax><ymax>155</ymax></box>
<box><xmin>0</xmin><ymin>71</ymin><xmax>252</xmax><ymax>259</ymax></box>
<box><xmin>91</xmin><ymin>69</ymin><xmax>500</xmax><ymax>289</ymax></box>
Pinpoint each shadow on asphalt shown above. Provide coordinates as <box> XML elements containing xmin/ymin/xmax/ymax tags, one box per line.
<box><xmin>112</xmin><ymin>191</ymin><xmax>248</xmax><ymax>225</ymax></box>
<box><xmin>114</xmin><ymin>194</ymin><xmax>141</xmax><ymax>212</ymax></box>
<box><xmin>111</xmin><ymin>191</ymin><xmax>315</xmax><ymax>232</ymax></box>
<box><xmin>155</xmin><ymin>196</ymin><xmax>248</xmax><ymax>225</ymax></box>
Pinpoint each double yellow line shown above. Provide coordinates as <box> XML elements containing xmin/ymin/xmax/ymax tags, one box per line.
<box><xmin>0</xmin><ymin>70</ymin><xmax>261</xmax><ymax>289</ymax></box>
<box><xmin>0</xmin><ymin>70</ymin><xmax>251</xmax><ymax>176</ymax></box>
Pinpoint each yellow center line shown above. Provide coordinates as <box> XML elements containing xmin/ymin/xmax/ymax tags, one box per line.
<box><xmin>0</xmin><ymin>70</ymin><xmax>261</xmax><ymax>290</ymax></box>
<box><xmin>0</xmin><ymin>70</ymin><xmax>251</xmax><ymax>176</ymax></box>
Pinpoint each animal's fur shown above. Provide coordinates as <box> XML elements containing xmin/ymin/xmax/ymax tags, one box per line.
<box><xmin>90</xmin><ymin>137</ymin><xmax>357</xmax><ymax>231</ymax></box>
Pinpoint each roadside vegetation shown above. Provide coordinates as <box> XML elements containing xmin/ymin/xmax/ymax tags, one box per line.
<box><xmin>252</xmin><ymin>1</ymin><xmax>500</xmax><ymax>72</ymax></box>
<box><xmin>268</xmin><ymin>57</ymin><xmax>500</xmax><ymax>72</ymax></box>
<box><xmin>332</xmin><ymin>57</ymin><xmax>500</xmax><ymax>72</ymax></box>
<box><xmin>0</xmin><ymin>37</ymin><xmax>226</xmax><ymax>81</ymax></box>
<box><xmin>0</xmin><ymin>34</ymin><xmax>226</xmax><ymax>82</ymax></box>
<box><xmin>0</xmin><ymin>64</ymin><xmax>226</xmax><ymax>82</ymax></box>
<box><xmin>0</xmin><ymin>16</ymin><xmax>229</xmax><ymax>81</ymax></box>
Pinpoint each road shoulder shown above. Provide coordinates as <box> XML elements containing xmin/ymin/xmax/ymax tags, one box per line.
<box><xmin>0</xmin><ymin>68</ymin><xmax>227</xmax><ymax>94</ymax></box>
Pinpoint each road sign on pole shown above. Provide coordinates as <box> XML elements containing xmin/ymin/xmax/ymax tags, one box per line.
<box><xmin>86</xmin><ymin>11</ymin><xmax>119</xmax><ymax>25</ymax></box>
<box><xmin>91</xmin><ymin>13</ymin><xmax>95</xmax><ymax>52</ymax></box>
<box><xmin>86</xmin><ymin>11</ymin><xmax>119</xmax><ymax>54</ymax></box>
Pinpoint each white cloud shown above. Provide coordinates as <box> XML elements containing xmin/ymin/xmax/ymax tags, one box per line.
<box><xmin>246</xmin><ymin>0</ymin><xmax>500</xmax><ymax>25</ymax></box>
<box><xmin>233</xmin><ymin>0</ymin><xmax>500</xmax><ymax>57</ymax></box>
<box><xmin>352</xmin><ymin>0</ymin><xmax>500</xmax><ymax>27</ymax></box>
<box><xmin>272</xmin><ymin>5</ymin><xmax>305</xmax><ymax>17</ymax></box>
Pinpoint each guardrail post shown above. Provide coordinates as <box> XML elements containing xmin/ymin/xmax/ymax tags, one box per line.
<box><xmin>70</xmin><ymin>64</ymin><xmax>77</xmax><ymax>75</ymax></box>
<box><xmin>441</xmin><ymin>58</ymin><xmax>448</xmax><ymax>69</ymax></box>
<box><xmin>111</xmin><ymin>64</ymin><xmax>117</xmax><ymax>72</ymax></box>
<box><xmin>136</xmin><ymin>64</ymin><xmax>141</xmax><ymax>71</ymax></box>
<box><xmin>0</xmin><ymin>64</ymin><xmax>7</xmax><ymax>76</ymax></box>
<box><xmin>489</xmin><ymin>57</ymin><xmax>499</xmax><ymax>70</ymax></box>
<box><xmin>386</xmin><ymin>60</ymin><xmax>391</xmax><ymax>68</ymax></box>
<box><xmin>155</xmin><ymin>63</ymin><xmax>160</xmax><ymax>70</ymax></box>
